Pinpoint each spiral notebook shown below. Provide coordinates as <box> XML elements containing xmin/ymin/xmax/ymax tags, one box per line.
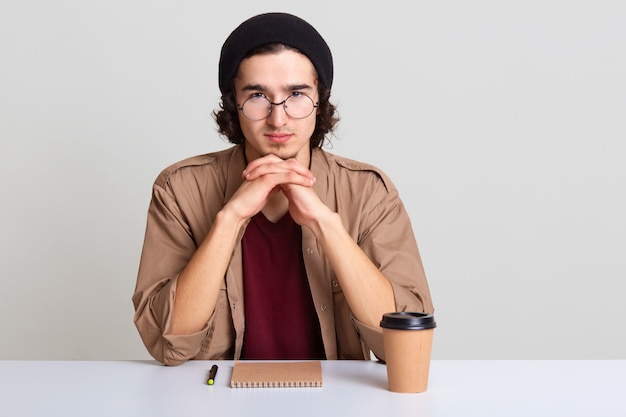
<box><xmin>230</xmin><ymin>361</ymin><xmax>323</xmax><ymax>388</ymax></box>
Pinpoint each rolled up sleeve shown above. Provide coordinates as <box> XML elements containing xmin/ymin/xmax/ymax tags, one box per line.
<box><xmin>132</xmin><ymin>179</ymin><xmax>208</xmax><ymax>365</ymax></box>
<box><xmin>354</xmin><ymin>175</ymin><xmax>434</xmax><ymax>360</ymax></box>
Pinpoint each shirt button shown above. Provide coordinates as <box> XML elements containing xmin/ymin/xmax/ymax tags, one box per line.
<box><xmin>320</xmin><ymin>304</ymin><xmax>328</xmax><ymax>312</ymax></box>
<box><xmin>306</xmin><ymin>248</ymin><xmax>314</xmax><ymax>255</ymax></box>
<box><xmin>332</xmin><ymin>280</ymin><xmax>339</xmax><ymax>288</ymax></box>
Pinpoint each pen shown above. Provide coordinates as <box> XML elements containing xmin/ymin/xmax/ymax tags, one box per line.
<box><xmin>207</xmin><ymin>364</ymin><xmax>218</xmax><ymax>385</ymax></box>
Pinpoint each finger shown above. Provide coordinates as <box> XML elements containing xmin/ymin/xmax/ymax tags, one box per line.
<box><xmin>241</xmin><ymin>154</ymin><xmax>283</xmax><ymax>179</ymax></box>
<box><xmin>243</xmin><ymin>156</ymin><xmax>301</xmax><ymax>179</ymax></box>
<box><xmin>244</xmin><ymin>158</ymin><xmax>315</xmax><ymax>182</ymax></box>
<box><xmin>260</xmin><ymin>170</ymin><xmax>316</xmax><ymax>188</ymax></box>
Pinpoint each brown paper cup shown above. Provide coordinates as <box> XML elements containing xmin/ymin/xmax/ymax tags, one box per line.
<box><xmin>381</xmin><ymin>312</ymin><xmax>436</xmax><ymax>393</ymax></box>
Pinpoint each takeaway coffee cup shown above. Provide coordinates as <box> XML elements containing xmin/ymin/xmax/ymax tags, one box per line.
<box><xmin>380</xmin><ymin>312</ymin><xmax>437</xmax><ymax>393</ymax></box>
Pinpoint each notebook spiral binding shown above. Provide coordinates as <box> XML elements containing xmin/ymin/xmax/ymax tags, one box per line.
<box><xmin>231</xmin><ymin>380</ymin><xmax>323</xmax><ymax>388</ymax></box>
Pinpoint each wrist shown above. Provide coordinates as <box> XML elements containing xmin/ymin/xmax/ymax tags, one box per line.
<box><xmin>307</xmin><ymin>210</ymin><xmax>344</xmax><ymax>242</ymax></box>
<box><xmin>215</xmin><ymin>205</ymin><xmax>248</xmax><ymax>232</ymax></box>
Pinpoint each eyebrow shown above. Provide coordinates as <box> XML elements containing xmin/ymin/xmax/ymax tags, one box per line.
<box><xmin>241</xmin><ymin>83</ymin><xmax>314</xmax><ymax>92</ymax></box>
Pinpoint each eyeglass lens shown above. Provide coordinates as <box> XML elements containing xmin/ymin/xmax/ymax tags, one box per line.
<box><xmin>240</xmin><ymin>94</ymin><xmax>317</xmax><ymax>120</ymax></box>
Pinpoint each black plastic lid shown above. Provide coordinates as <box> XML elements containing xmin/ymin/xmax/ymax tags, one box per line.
<box><xmin>380</xmin><ymin>312</ymin><xmax>437</xmax><ymax>330</ymax></box>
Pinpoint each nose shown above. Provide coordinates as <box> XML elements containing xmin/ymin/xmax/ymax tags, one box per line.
<box><xmin>266</xmin><ymin>102</ymin><xmax>288</xmax><ymax>127</ymax></box>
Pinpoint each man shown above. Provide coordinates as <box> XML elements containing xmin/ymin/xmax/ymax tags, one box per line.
<box><xmin>133</xmin><ymin>12</ymin><xmax>433</xmax><ymax>366</ymax></box>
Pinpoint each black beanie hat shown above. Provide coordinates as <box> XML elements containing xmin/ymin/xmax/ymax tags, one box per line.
<box><xmin>218</xmin><ymin>12</ymin><xmax>333</xmax><ymax>94</ymax></box>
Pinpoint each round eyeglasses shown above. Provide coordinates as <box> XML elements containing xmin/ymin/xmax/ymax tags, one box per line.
<box><xmin>237</xmin><ymin>92</ymin><xmax>319</xmax><ymax>121</ymax></box>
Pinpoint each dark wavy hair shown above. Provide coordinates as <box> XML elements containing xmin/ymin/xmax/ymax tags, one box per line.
<box><xmin>213</xmin><ymin>43</ymin><xmax>339</xmax><ymax>149</ymax></box>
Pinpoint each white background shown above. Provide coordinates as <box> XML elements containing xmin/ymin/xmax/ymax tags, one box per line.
<box><xmin>1</xmin><ymin>0</ymin><xmax>624</xmax><ymax>360</ymax></box>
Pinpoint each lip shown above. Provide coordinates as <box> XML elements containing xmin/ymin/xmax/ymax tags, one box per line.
<box><xmin>265</xmin><ymin>133</ymin><xmax>292</xmax><ymax>144</ymax></box>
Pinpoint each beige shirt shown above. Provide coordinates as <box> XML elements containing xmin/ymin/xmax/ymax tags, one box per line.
<box><xmin>133</xmin><ymin>145</ymin><xmax>434</xmax><ymax>365</ymax></box>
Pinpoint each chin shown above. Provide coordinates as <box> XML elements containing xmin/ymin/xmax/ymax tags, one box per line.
<box><xmin>264</xmin><ymin>145</ymin><xmax>298</xmax><ymax>160</ymax></box>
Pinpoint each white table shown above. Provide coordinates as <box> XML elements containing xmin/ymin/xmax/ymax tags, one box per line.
<box><xmin>1</xmin><ymin>360</ymin><xmax>624</xmax><ymax>417</ymax></box>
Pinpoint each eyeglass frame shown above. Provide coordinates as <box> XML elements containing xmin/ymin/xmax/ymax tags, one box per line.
<box><xmin>236</xmin><ymin>92</ymin><xmax>320</xmax><ymax>121</ymax></box>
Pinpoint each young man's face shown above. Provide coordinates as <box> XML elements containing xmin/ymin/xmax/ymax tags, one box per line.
<box><xmin>233</xmin><ymin>49</ymin><xmax>319</xmax><ymax>165</ymax></box>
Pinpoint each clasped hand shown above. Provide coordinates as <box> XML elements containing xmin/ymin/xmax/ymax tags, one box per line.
<box><xmin>228</xmin><ymin>154</ymin><xmax>328</xmax><ymax>228</ymax></box>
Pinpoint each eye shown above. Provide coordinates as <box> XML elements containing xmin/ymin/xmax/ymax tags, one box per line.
<box><xmin>288</xmin><ymin>91</ymin><xmax>309</xmax><ymax>102</ymax></box>
<box><xmin>249</xmin><ymin>92</ymin><xmax>267</xmax><ymax>100</ymax></box>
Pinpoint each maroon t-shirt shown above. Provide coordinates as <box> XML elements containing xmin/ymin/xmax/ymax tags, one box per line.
<box><xmin>240</xmin><ymin>212</ymin><xmax>326</xmax><ymax>360</ymax></box>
